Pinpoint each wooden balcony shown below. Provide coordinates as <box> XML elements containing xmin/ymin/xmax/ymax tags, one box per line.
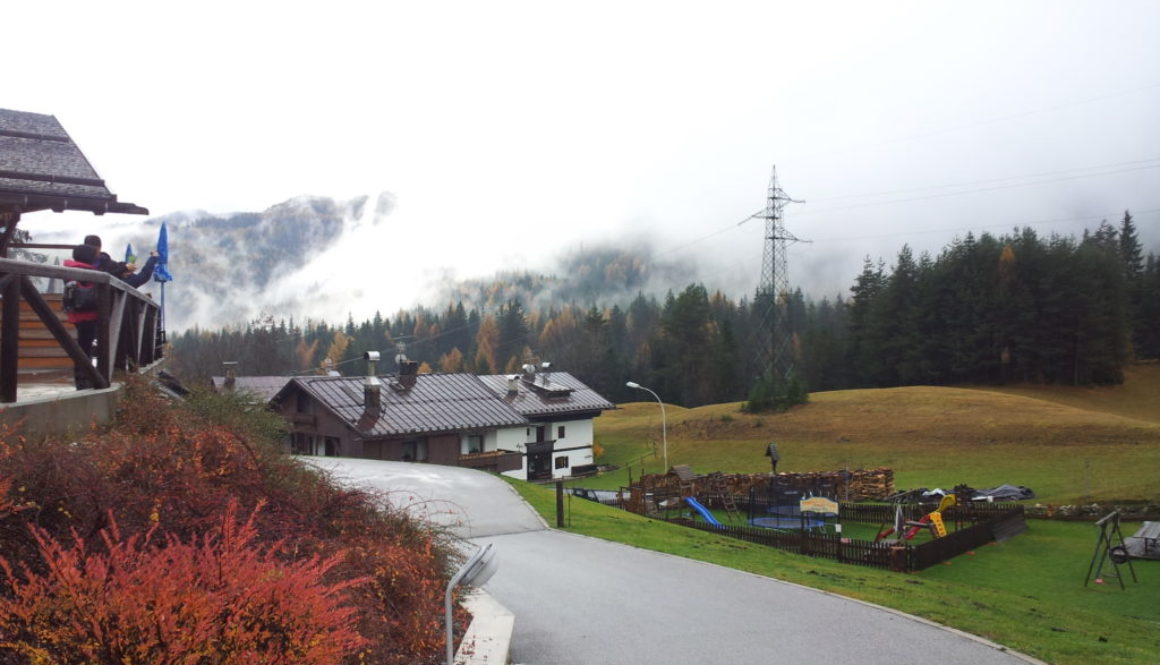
<box><xmin>0</xmin><ymin>257</ymin><xmax>164</xmax><ymax>403</ymax></box>
<box><xmin>458</xmin><ymin>449</ymin><xmax>524</xmax><ymax>474</ymax></box>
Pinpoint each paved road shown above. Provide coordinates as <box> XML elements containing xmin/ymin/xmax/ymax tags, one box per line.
<box><xmin>307</xmin><ymin>458</ymin><xmax>1041</xmax><ymax>665</ymax></box>
<box><xmin>303</xmin><ymin>456</ymin><xmax>546</xmax><ymax>538</ymax></box>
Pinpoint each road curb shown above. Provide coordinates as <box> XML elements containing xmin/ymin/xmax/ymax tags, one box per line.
<box><xmin>456</xmin><ymin>589</ymin><xmax>514</xmax><ymax>664</ymax></box>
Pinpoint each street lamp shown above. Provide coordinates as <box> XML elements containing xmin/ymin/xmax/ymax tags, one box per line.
<box><xmin>626</xmin><ymin>381</ymin><xmax>667</xmax><ymax>472</ymax></box>
<box><xmin>445</xmin><ymin>543</ymin><xmax>498</xmax><ymax>665</ymax></box>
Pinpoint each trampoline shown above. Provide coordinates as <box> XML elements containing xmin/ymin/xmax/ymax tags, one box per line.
<box><xmin>750</xmin><ymin>516</ymin><xmax>827</xmax><ymax>530</ymax></box>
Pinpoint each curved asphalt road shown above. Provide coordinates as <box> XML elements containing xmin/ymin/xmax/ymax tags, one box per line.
<box><xmin>306</xmin><ymin>458</ymin><xmax>1042</xmax><ymax>665</ymax></box>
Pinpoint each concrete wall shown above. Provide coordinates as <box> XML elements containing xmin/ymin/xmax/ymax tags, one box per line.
<box><xmin>0</xmin><ymin>385</ymin><xmax>122</xmax><ymax>438</ymax></box>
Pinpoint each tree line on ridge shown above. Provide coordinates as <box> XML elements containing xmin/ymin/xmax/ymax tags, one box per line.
<box><xmin>171</xmin><ymin>212</ymin><xmax>1158</xmax><ymax>408</ymax></box>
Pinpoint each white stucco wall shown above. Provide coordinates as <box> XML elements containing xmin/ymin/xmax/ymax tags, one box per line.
<box><xmin>498</xmin><ymin>418</ymin><xmax>595</xmax><ymax>480</ymax></box>
<box><xmin>548</xmin><ymin>418</ymin><xmax>595</xmax><ymax>479</ymax></box>
<box><xmin>495</xmin><ymin>427</ymin><xmax>528</xmax><ymax>452</ymax></box>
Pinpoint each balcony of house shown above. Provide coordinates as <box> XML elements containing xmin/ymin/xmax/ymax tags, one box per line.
<box><xmin>458</xmin><ymin>449</ymin><xmax>524</xmax><ymax>474</ymax></box>
<box><xmin>0</xmin><ymin>257</ymin><xmax>166</xmax><ymax>435</ymax></box>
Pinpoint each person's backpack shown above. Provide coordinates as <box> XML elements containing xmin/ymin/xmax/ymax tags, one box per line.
<box><xmin>62</xmin><ymin>280</ymin><xmax>98</xmax><ymax>313</ymax></box>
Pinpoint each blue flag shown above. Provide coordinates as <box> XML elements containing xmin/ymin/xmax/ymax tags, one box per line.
<box><xmin>153</xmin><ymin>222</ymin><xmax>173</xmax><ymax>283</ymax></box>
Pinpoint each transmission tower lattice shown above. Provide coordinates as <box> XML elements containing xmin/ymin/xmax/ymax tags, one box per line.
<box><xmin>756</xmin><ymin>166</ymin><xmax>804</xmax><ymax>387</ymax></box>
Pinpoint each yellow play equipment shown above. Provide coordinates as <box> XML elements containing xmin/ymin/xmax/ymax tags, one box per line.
<box><xmin>877</xmin><ymin>494</ymin><xmax>958</xmax><ymax>542</ymax></box>
<box><xmin>904</xmin><ymin>494</ymin><xmax>956</xmax><ymax>540</ymax></box>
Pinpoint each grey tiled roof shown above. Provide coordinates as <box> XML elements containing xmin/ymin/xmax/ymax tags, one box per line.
<box><xmin>0</xmin><ymin>108</ymin><xmax>146</xmax><ymax>215</ymax></box>
<box><xmin>288</xmin><ymin>373</ymin><xmax>529</xmax><ymax>438</ymax></box>
<box><xmin>477</xmin><ymin>372</ymin><xmax>616</xmax><ymax>418</ymax></box>
<box><xmin>210</xmin><ymin>376</ymin><xmax>293</xmax><ymax>404</ymax></box>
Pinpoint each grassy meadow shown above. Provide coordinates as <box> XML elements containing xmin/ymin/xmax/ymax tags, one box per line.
<box><xmin>509</xmin><ymin>363</ymin><xmax>1160</xmax><ymax>664</ymax></box>
<box><xmin>590</xmin><ymin>364</ymin><xmax>1160</xmax><ymax>505</ymax></box>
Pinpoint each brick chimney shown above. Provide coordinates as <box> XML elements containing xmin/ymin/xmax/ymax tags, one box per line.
<box><xmin>399</xmin><ymin>359</ymin><xmax>419</xmax><ymax>389</ymax></box>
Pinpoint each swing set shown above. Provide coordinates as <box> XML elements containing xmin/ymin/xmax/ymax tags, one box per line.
<box><xmin>1084</xmin><ymin>511</ymin><xmax>1138</xmax><ymax>590</ymax></box>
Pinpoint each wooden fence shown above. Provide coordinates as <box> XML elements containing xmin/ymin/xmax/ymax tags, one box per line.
<box><xmin>837</xmin><ymin>501</ymin><xmax>1021</xmax><ymax>525</ymax></box>
<box><xmin>0</xmin><ymin>257</ymin><xmax>164</xmax><ymax>401</ymax></box>
<box><xmin>675</xmin><ymin>519</ymin><xmax>903</xmax><ymax>570</ymax></box>
<box><xmin>909</xmin><ymin>507</ymin><xmax>1025</xmax><ymax>570</ymax></box>
<box><xmin>669</xmin><ymin>504</ymin><xmax>1026</xmax><ymax>572</ymax></box>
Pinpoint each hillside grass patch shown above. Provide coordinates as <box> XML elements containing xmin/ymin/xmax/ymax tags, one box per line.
<box><xmin>507</xmin><ymin>478</ymin><xmax>1160</xmax><ymax>665</ymax></box>
<box><xmin>597</xmin><ymin>381</ymin><xmax>1160</xmax><ymax>505</ymax></box>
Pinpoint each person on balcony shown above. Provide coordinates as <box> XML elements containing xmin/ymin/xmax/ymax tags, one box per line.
<box><xmin>63</xmin><ymin>244</ymin><xmax>101</xmax><ymax>389</ymax></box>
<box><xmin>83</xmin><ymin>235</ymin><xmax>159</xmax><ymax>288</ymax></box>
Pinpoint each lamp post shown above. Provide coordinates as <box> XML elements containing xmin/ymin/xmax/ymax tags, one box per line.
<box><xmin>626</xmin><ymin>381</ymin><xmax>667</xmax><ymax>472</ymax></box>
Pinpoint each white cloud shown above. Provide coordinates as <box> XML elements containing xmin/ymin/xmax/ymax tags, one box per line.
<box><xmin>8</xmin><ymin>1</ymin><xmax>1159</xmax><ymax>323</ymax></box>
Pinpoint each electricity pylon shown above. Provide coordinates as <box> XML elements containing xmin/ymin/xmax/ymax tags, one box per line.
<box><xmin>755</xmin><ymin>166</ymin><xmax>804</xmax><ymax>387</ymax></box>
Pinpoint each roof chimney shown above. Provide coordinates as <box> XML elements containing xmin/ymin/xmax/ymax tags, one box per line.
<box><xmin>363</xmin><ymin>351</ymin><xmax>382</xmax><ymax>412</ymax></box>
<box><xmin>399</xmin><ymin>359</ymin><xmax>419</xmax><ymax>388</ymax></box>
<box><xmin>223</xmin><ymin>361</ymin><xmax>238</xmax><ymax>391</ymax></box>
<box><xmin>507</xmin><ymin>374</ymin><xmax>519</xmax><ymax>394</ymax></box>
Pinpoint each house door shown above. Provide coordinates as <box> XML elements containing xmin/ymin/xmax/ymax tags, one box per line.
<box><xmin>528</xmin><ymin>452</ymin><xmax>552</xmax><ymax>480</ymax></box>
<box><xmin>526</xmin><ymin>439</ymin><xmax>554</xmax><ymax>481</ymax></box>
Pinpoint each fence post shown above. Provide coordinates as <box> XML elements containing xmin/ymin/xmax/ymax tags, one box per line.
<box><xmin>555</xmin><ymin>480</ymin><xmax>565</xmax><ymax>528</ymax></box>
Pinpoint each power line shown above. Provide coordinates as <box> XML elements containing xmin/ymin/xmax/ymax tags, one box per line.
<box><xmin>656</xmin><ymin>160</ymin><xmax>1160</xmax><ymax>259</ymax></box>
<box><xmin>795</xmin><ymin>162</ymin><xmax>1160</xmax><ymax>217</ymax></box>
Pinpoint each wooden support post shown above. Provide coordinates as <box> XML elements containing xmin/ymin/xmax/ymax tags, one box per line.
<box><xmin>0</xmin><ymin>212</ymin><xmax>20</xmax><ymax>258</ymax></box>
<box><xmin>0</xmin><ymin>273</ymin><xmax>20</xmax><ymax>402</ymax></box>
<box><xmin>92</xmin><ymin>284</ymin><xmax>111</xmax><ymax>389</ymax></box>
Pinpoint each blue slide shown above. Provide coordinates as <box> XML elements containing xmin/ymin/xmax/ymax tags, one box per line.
<box><xmin>684</xmin><ymin>497</ymin><xmax>722</xmax><ymax>527</ymax></box>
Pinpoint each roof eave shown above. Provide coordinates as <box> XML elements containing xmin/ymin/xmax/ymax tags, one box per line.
<box><xmin>0</xmin><ymin>192</ymin><xmax>148</xmax><ymax>216</ymax></box>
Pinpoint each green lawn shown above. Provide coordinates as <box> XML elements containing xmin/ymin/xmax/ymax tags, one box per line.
<box><xmin>509</xmin><ymin>478</ymin><xmax>1160</xmax><ymax>665</ymax></box>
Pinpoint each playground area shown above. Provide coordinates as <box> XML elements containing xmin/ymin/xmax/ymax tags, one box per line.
<box><xmin>618</xmin><ymin>466</ymin><xmax>1029</xmax><ymax>571</ymax></box>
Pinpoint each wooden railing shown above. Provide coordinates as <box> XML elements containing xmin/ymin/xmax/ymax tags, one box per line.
<box><xmin>0</xmin><ymin>257</ymin><xmax>164</xmax><ymax>402</ymax></box>
<box><xmin>458</xmin><ymin>450</ymin><xmax>523</xmax><ymax>474</ymax></box>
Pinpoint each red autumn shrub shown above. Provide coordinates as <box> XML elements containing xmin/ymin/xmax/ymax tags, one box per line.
<box><xmin>0</xmin><ymin>378</ymin><xmax>457</xmax><ymax>665</ymax></box>
<box><xmin>0</xmin><ymin>500</ymin><xmax>368</xmax><ymax>665</ymax></box>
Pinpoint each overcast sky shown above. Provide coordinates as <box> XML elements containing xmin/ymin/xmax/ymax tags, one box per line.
<box><xmin>8</xmin><ymin>1</ymin><xmax>1160</xmax><ymax>310</ymax></box>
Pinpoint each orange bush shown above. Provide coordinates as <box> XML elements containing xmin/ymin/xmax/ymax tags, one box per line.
<box><xmin>0</xmin><ymin>500</ymin><xmax>367</xmax><ymax>665</ymax></box>
<box><xmin>0</xmin><ymin>379</ymin><xmax>456</xmax><ymax>664</ymax></box>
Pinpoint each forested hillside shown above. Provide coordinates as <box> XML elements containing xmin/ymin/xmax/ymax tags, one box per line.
<box><xmin>171</xmin><ymin>213</ymin><xmax>1158</xmax><ymax>407</ymax></box>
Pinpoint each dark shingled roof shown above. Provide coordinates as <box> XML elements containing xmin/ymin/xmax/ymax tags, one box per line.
<box><xmin>283</xmin><ymin>373</ymin><xmax>529</xmax><ymax>438</ymax></box>
<box><xmin>0</xmin><ymin>108</ymin><xmax>147</xmax><ymax>216</ymax></box>
<box><xmin>477</xmin><ymin>372</ymin><xmax>616</xmax><ymax>418</ymax></box>
<box><xmin>210</xmin><ymin>376</ymin><xmax>293</xmax><ymax>404</ymax></box>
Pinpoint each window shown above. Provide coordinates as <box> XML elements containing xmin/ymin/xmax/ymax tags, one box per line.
<box><xmin>555</xmin><ymin>456</ymin><xmax>569</xmax><ymax>470</ymax></box>
<box><xmin>291</xmin><ymin>432</ymin><xmax>314</xmax><ymax>455</ymax></box>
<box><xmin>466</xmin><ymin>435</ymin><xmax>484</xmax><ymax>454</ymax></box>
<box><xmin>402</xmin><ymin>439</ymin><xmax>428</xmax><ymax>462</ymax></box>
<box><xmin>557</xmin><ymin>425</ymin><xmax>565</xmax><ymax>439</ymax></box>
<box><xmin>295</xmin><ymin>391</ymin><xmax>310</xmax><ymax>413</ymax></box>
